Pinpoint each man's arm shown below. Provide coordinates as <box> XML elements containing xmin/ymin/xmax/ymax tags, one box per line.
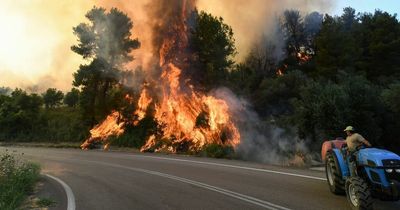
<box><xmin>359</xmin><ymin>136</ymin><xmax>372</xmax><ymax>147</ymax></box>
<box><xmin>363</xmin><ymin>139</ymin><xmax>372</xmax><ymax>147</ymax></box>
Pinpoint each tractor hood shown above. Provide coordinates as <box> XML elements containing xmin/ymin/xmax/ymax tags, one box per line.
<box><xmin>358</xmin><ymin>148</ymin><xmax>400</xmax><ymax>167</ymax></box>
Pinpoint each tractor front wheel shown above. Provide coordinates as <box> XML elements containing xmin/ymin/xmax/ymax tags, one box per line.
<box><xmin>345</xmin><ymin>176</ymin><xmax>373</xmax><ymax>210</ymax></box>
<box><xmin>326</xmin><ymin>152</ymin><xmax>345</xmax><ymax>194</ymax></box>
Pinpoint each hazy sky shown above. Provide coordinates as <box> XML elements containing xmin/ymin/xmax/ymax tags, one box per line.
<box><xmin>0</xmin><ymin>0</ymin><xmax>398</xmax><ymax>92</ymax></box>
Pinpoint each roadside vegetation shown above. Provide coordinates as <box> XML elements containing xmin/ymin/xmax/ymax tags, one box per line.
<box><xmin>0</xmin><ymin>151</ymin><xmax>40</xmax><ymax>210</ymax></box>
<box><xmin>0</xmin><ymin>7</ymin><xmax>400</xmax><ymax>157</ymax></box>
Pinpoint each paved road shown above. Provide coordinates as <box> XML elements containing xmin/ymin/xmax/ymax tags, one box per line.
<box><xmin>2</xmin><ymin>147</ymin><xmax>399</xmax><ymax>210</ymax></box>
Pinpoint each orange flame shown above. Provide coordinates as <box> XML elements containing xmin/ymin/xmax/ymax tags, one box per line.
<box><xmin>296</xmin><ymin>52</ymin><xmax>312</xmax><ymax>63</ymax></box>
<box><xmin>276</xmin><ymin>64</ymin><xmax>288</xmax><ymax>76</ymax></box>
<box><xmin>81</xmin><ymin>111</ymin><xmax>125</xmax><ymax>150</ymax></box>
<box><xmin>134</xmin><ymin>88</ymin><xmax>153</xmax><ymax>123</ymax></box>
<box><xmin>139</xmin><ymin>63</ymin><xmax>240</xmax><ymax>152</ymax></box>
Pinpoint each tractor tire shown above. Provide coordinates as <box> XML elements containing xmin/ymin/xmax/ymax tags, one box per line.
<box><xmin>326</xmin><ymin>151</ymin><xmax>345</xmax><ymax>194</ymax></box>
<box><xmin>345</xmin><ymin>176</ymin><xmax>373</xmax><ymax>210</ymax></box>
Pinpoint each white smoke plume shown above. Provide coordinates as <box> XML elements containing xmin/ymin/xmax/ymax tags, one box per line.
<box><xmin>196</xmin><ymin>0</ymin><xmax>335</xmax><ymax>61</ymax></box>
<box><xmin>212</xmin><ymin>87</ymin><xmax>311</xmax><ymax>165</ymax></box>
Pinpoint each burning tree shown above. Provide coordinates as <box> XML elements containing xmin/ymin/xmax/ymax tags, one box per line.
<box><xmin>80</xmin><ymin>0</ymin><xmax>240</xmax><ymax>154</ymax></box>
<box><xmin>71</xmin><ymin>6</ymin><xmax>140</xmax><ymax>126</ymax></box>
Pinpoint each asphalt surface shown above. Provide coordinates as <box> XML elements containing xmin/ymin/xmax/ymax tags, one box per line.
<box><xmin>2</xmin><ymin>147</ymin><xmax>400</xmax><ymax>210</ymax></box>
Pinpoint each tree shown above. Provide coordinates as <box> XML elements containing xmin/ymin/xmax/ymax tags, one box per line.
<box><xmin>291</xmin><ymin>73</ymin><xmax>382</xmax><ymax>146</ymax></box>
<box><xmin>0</xmin><ymin>89</ymin><xmax>43</xmax><ymax>139</ymax></box>
<box><xmin>42</xmin><ymin>88</ymin><xmax>64</xmax><ymax>109</ymax></box>
<box><xmin>382</xmin><ymin>82</ymin><xmax>400</xmax><ymax>114</ymax></box>
<box><xmin>304</xmin><ymin>12</ymin><xmax>323</xmax><ymax>39</ymax></box>
<box><xmin>314</xmin><ymin>12</ymin><xmax>361</xmax><ymax>79</ymax></box>
<box><xmin>281</xmin><ymin>10</ymin><xmax>305</xmax><ymax>56</ymax></box>
<box><xmin>254</xmin><ymin>70</ymin><xmax>308</xmax><ymax>118</ymax></box>
<box><xmin>381</xmin><ymin>82</ymin><xmax>400</xmax><ymax>152</ymax></box>
<box><xmin>0</xmin><ymin>87</ymin><xmax>11</xmax><ymax>96</ymax></box>
<box><xmin>71</xmin><ymin>7</ymin><xmax>140</xmax><ymax>125</ymax></box>
<box><xmin>340</xmin><ymin>7</ymin><xmax>357</xmax><ymax>30</ymax></box>
<box><xmin>357</xmin><ymin>10</ymin><xmax>400</xmax><ymax>80</ymax></box>
<box><xmin>190</xmin><ymin>11</ymin><xmax>236</xmax><ymax>89</ymax></box>
<box><xmin>63</xmin><ymin>88</ymin><xmax>80</xmax><ymax>107</ymax></box>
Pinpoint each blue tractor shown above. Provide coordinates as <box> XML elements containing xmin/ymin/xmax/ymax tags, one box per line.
<box><xmin>322</xmin><ymin>140</ymin><xmax>400</xmax><ymax>210</ymax></box>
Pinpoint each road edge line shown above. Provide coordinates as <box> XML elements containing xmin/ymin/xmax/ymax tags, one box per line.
<box><xmin>83</xmin><ymin>160</ymin><xmax>291</xmax><ymax>210</ymax></box>
<box><xmin>44</xmin><ymin>174</ymin><xmax>76</xmax><ymax>210</ymax></box>
<box><xmin>131</xmin><ymin>155</ymin><xmax>327</xmax><ymax>181</ymax></box>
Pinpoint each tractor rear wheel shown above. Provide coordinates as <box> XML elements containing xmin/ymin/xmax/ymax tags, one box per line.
<box><xmin>345</xmin><ymin>176</ymin><xmax>373</xmax><ymax>210</ymax></box>
<box><xmin>326</xmin><ymin>152</ymin><xmax>345</xmax><ymax>194</ymax></box>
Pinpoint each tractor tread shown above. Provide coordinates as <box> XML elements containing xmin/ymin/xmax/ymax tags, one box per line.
<box><xmin>326</xmin><ymin>152</ymin><xmax>345</xmax><ymax>194</ymax></box>
<box><xmin>346</xmin><ymin>176</ymin><xmax>373</xmax><ymax>210</ymax></box>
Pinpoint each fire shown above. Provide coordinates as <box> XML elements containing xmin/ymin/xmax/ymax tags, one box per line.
<box><xmin>276</xmin><ymin>64</ymin><xmax>288</xmax><ymax>76</ymax></box>
<box><xmin>81</xmin><ymin>111</ymin><xmax>125</xmax><ymax>150</ymax></box>
<box><xmin>82</xmin><ymin>0</ymin><xmax>241</xmax><ymax>153</ymax></box>
<box><xmin>297</xmin><ymin>52</ymin><xmax>312</xmax><ymax>63</ymax></box>
<box><xmin>134</xmin><ymin>88</ymin><xmax>153</xmax><ymax>123</ymax></box>
<box><xmin>140</xmin><ymin>63</ymin><xmax>240</xmax><ymax>152</ymax></box>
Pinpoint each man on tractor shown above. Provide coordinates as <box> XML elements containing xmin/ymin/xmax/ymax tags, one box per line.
<box><xmin>322</xmin><ymin>126</ymin><xmax>400</xmax><ymax>209</ymax></box>
<box><xmin>344</xmin><ymin>126</ymin><xmax>372</xmax><ymax>176</ymax></box>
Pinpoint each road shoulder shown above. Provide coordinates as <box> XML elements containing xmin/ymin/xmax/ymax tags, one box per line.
<box><xmin>21</xmin><ymin>175</ymin><xmax>68</xmax><ymax>210</ymax></box>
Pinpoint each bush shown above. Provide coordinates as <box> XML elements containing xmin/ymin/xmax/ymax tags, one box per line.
<box><xmin>201</xmin><ymin>143</ymin><xmax>234</xmax><ymax>159</ymax></box>
<box><xmin>0</xmin><ymin>152</ymin><xmax>40</xmax><ymax>210</ymax></box>
<box><xmin>111</xmin><ymin>116</ymin><xmax>157</xmax><ymax>148</ymax></box>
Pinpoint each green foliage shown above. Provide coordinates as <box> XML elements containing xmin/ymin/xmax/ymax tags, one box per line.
<box><xmin>0</xmin><ymin>152</ymin><xmax>40</xmax><ymax>210</ymax></box>
<box><xmin>0</xmin><ymin>89</ymin><xmax>43</xmax><ymax>140</ymax></box>
<box><xmin>111</xmin><ymin>115</ymin><xmax>157</xmax><ymax>148</ymax></box>
<box><xmin>0</xmin><ymin>88</ymin><xmax>89</xmax><ymax>142</ymax></box>
<box><xmin>42</xmin><ymin>88</ymin><xmax>64</xmax><ymax>109</ymax></box>
<box><xmin>382</xmin><ymin>82</ymin><xmax>400</xmax><ymax>113</ymax></box>
<box><xmin>36</xmin><ymin>197</ymin><xmax>56</xmax><ymax>207</ymax></box>
<box><xmin>39</xmin><ymin>107</ymin><xmax>90</xmax><ymax>142</ymax></box>
<box><xmin>64</xmin><ymin>88</ymin><xmax>80</xmax><ymax>107</ymax></box>
<box><xmin>291</xmin><ymin>73</ymin><xmax>382</xmax><ymax>145</ymax></box>
<box><xmin>254</xmin><ymin>70</ymin><xmax>308</xmax><ymax>117</ymax></box>
<box><xmin>201</xmin><ymin>143</ymin><xmax>234</xmax><ymax>159</ymax></box>
<box><xmin>191</xmin><ymin>11</ymin><xmax>236</xmax><ymax>89</ymax></box>
<box><xmin>315</xmin><ymin>9</ymin><xmax>400</xmax><ymax>80</ymax></box>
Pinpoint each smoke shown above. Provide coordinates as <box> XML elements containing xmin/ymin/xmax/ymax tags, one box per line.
<box><xmin>212</xmin><ymin>87</ymin><xmax>311</xmax><ymax>165</ymax></box>
<box><xmin>0</xmin><ymin>0</ymin><xmax>334</xmax><ymax>91</ymax></box>
<box><xmin>196</xmin><ymin>0</ymin><xmax>335</xmax><ymax>61</ymax></box>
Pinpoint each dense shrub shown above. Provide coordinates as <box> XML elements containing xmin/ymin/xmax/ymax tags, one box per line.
<box><xmin>201</xmin><ymin>143</ymin><xmax>234</xmax><ymax>159</ymax></box>
<box><xmin>0</xmin><ymin>152</ymin><xmax>40</xmax><ymax>210</ymax></box>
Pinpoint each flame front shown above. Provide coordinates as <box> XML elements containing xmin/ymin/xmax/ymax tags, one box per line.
<box><xmin>81</xmin><ymin>111</ymin><xmax>125</xmax><ymax>150</ymax></box>
<box><xmin>82</xmin><ymin>0</ymin><xmax>241</xmax><ymax>153</ymax></box>
<box><xmin>140</xmin><ymin>63</ymin><xmax>240</xmax><ymax>152</ymax></box>
<box><xmin>134</xmin><ymin>88</ymin><xmax>153</xmax><ymax>123</ymax></box>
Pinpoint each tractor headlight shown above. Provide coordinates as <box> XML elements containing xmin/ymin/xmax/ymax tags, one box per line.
<box><xmin>385</xmin><ymin>169</ymin><xmax>393</xmax><ymax>173</ymax></box>
<box><xmin>395</xmin><ymin>169</ymin><xmax>400</xmax><ymax>173</ymax></box>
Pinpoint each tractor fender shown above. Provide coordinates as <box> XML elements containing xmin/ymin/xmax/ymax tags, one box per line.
<box><xmin>321</xmin><ymin>140</ymin><xmax>346</xmax><ymax>162</ymax></box>
<box><xmin>331</xmin><ymin>148</ymin><xmax>350</xmax><ymax>178</ymax></box>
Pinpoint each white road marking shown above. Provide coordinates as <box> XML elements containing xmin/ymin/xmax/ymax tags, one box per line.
<box><xmin>81</xmin><ymin>159</ymin><xmax>292</xmax><ymax>210</ymax></box>
<box><xmin>309</xmin><ymin>167</ymin><xmax>325</xmax><ymax>172</ymax></box>
<box><xmin>45</xmin><ymin>174</ymin><xmax>76</xmax><ymax>210</ymax></box>
<box><xmin>128</xmin><ymin>155</ymin><xmax>327</xmax><ymax>181</ymax></box>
